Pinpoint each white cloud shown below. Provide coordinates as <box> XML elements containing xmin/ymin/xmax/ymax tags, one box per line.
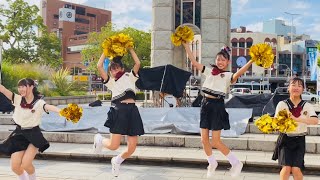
<box><xmin>290</xmin><ymin>0</ymin><xmax>311</xmax><ymax>10</ymax></box>
<box><xmin>246</xmin><ymin>22</ymin><xmax>263</xmax><ymax>32</ymax></box>
<box><xmin>305</xmin><ymin>20</ymin><xmax>320</xmax><ymax>40</ymax></box>
<box><xmin>113</xmin><ymin>16</ymin><xmax>151</xmax><ymax>32</ymax></box>
<box><xmin>105</xmin><ymin>0</ymin><xmax>151</xmax><ymax>15</ymax></box>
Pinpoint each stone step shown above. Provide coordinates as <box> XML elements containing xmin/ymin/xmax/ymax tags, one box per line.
<box><xmin>0</xmin><ymin>114</ymin><xmax>14</xmax><ymax>125</ymax></box>
<box><xmin>1</xmin><ymin>129</ymin><xmax>320</xmax><ymax>154</ymax></box>
<box><xmin>34</xmin><ymin>143</ymin><xmax>320</xmax><ymax>171</ymax></box>
<box><xmin>246</xmin><ymin>122</ymin><xmax>320</xmax><ymax>136</ymax></box>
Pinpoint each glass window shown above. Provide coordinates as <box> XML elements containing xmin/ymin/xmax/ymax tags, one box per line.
<box><xmin>183</xmin><ymin>2</ymin><xmax>193</xmax><ymax>24</ymax></box>
<box><xmin>76</xmin><ymin>7</ymin><xmax>86</xmax><ymax>15</ymax></box>
<box><xmin>195</xmin><ymin>0</ymin><xmax>201</xmax><ymax>28</ymax></box>
<box><xmin>232</xmin><ymin>42</ymin><xmax>237</xmax><ymax>47</ymax></box>
<box><xmin>239</xmin><ymin>42</ymin><xmax>245</xmax><ymax>48</ymax></box>
<box><xmin>247</xmin><ymin>42</ymin><xmax>253</xmax><ymax>48</ymax></box>
<box><xmin>175</xmin><ymin>0</ymin><xmax>181</xmax><ymax>29</ymax></box>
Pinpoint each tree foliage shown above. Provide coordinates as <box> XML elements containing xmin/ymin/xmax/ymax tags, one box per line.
<box><xmin>0</xmin><ymin>0</ymin><xmax>61</xmax><ymax>68</ymax></box>
<box><xmin>81</xmin><ymin>23</ymin><xmax>151</xmax><ymax>73</ymax></box>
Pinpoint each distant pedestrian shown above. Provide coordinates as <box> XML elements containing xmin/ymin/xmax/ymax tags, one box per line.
<box><xmin>183</xmin><ymin>42</ymin><xmax>253</xmax><ymax>178</ymax></box>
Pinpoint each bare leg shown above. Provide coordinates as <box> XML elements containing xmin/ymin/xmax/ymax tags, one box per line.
<box><xmin>201</xmin><ymin>128</ymin><xmax>212</xmax><ymax>156</ymax></box>
<box><xmin>120</xmin><ymin>136</ymin><xmax>138</xmax><ymax>159</ymax></box>
<box><xmin>280</xmin><ymin>166</ymin><xmax>292</xmax><ymax>180</ymax></box>
<box><xmin>10</xmin><ymin>151</ymin><xmax>25</xmax><ymax>175</ymax></box>
<box><xmin>102</xmin><ymin>133</ymin><xmax>122</xmax><ymax>150</ymax></box>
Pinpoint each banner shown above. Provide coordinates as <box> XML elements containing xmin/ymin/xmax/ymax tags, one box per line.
<box><xmin>307</xmin><ymin>47</ymin><xmax>318</xmax><ymax>81</ymax></box>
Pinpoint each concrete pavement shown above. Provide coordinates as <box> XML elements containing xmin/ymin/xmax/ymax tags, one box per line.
<box><xmin>0</xmin><ymin>158</ymin><xmax>319</xmax><ymax>180</ymax></box>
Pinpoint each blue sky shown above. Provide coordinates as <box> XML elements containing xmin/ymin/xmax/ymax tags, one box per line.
<box><xmin>17</xmin><ymin>0</ymin><xmax>320</xmax><ymax>40</ymax></box>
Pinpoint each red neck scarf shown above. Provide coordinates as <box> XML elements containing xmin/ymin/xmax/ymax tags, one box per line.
<box><xmin>115</xmin><ymin>71</ymin><xmax>125</xmax><ymax>80</ymax></box>
<box><xmin>211</xmin><ymin>65</ymin><xmax>227</xmax><ymax>76</ymax></box>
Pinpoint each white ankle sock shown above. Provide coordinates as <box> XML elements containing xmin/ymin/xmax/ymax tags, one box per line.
<box><xmin>29</xmin><ymin>172</ymin><xmax>36</xmax><ymax>180</ymax></box>
<box><xmin>226</xmin><ymin>152</ymin><xmax>240</xmax><ymax>166</ymax></box>
<box><xmin>115</xmin><ymin>155</ymin><xmax>125</xmax><ymax>164</ymax></box>
<box><xmin>207</xmin><ymin>155</ymin><xmax>217</xmax><ymax>165</ymax></box>
<box><xmin>18</xmin><ymin>171</ymin><xmax>28</xmax><ymax>180</ymax></box>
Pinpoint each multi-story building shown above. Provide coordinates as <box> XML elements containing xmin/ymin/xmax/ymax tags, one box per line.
<box><xmin>263</xmin><ymin>19</ymin><xmax>296</xmax><ymax>37</ymax></box>
<box><xmin>40</xmin><ymin>0</ymin><xmax>111</xmax><ymax>72</ymax></box>
<box><xmin>230</xmin><ymin>27</ymin><xmax>277</xmax><ymax>77</ymax></box>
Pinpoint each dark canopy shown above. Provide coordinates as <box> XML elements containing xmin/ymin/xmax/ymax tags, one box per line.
<box><xmin>136</xmin><ymin>65</ymin><xmax>191</xmax><ymax>98</ymax></box>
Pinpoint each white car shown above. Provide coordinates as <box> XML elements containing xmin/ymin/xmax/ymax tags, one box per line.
<box><xmin>230</xmin><ymin>88</ymin><xmax>251</xmax><ymax>95</ymax></box>
<box><xmin>302</xmin><ymin>91</ymin><xmax>319</xmax><ymax>102</ymax></box>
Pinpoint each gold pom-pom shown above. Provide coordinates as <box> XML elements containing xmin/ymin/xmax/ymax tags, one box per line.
<box><xmin>171</xmin><ymin>26</ymin><xmax>194</xmax><ymax>46</ymax></box>
<box><xmin>249</xmin><ymin>43</ymin><xmax>274</xmax><ymax>68</ymax></box>
<box><xmin>59</xmin><ymin>103</ymin><xmax>83</xmax><ymax>123</ymax></box>
<box><xmin>101</xmin><ymin>33</ymin><xmax>134</xmax><ymax>59</ymax></box>
<box><xmin>255</xmin><ymin>109</ymin><xmax>298</xmax><ymax>134</ymax></box>
<box><xmin>274</xmin><ymin>109</ymin><xmax>298</xmax><ymax>133</ymax></box>
<box><xmin>254</xmin><ymin>114</ymin><xmax>275</xmax><ymax>134</ymax></box>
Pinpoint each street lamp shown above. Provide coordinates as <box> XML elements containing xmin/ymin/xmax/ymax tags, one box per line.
<box><xmin>284</xmin><ymin>12</ymin><xmax>300</xmax><ymax>78</ymax></box>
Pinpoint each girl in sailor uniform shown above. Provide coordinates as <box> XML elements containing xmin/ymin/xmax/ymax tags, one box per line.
<box><xmin>272</xmin><ymin>77</ymin><xmax>318</xmax><ymax>180</ymax></box>
<box><xmin>0</xmin><ymin>78</ymin><xmax>61</xmax><ymax>180</ymax></box>
<box><xmin>183</xmin><ymin>42</ymin><xmax>253</xmax><ymax>178</ymax></box>
<box><xmin>93</xmin><ymin>48</ymin><xmax>144</xmax><ymax>177</ymax></box>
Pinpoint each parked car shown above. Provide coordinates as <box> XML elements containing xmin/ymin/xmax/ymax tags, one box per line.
<box><xmin>274</xmin><ymin>87</ymin><xmax>289</xmax><ymax>95</ymax></box>
<box><xmin>230</xmin><ymin>88</ymin><xmax>251</xmax><ymax>95</ymax></box>
<box><xmin>302</xmin><ymin>91</ymin><xmax>319</xmax><ymax>102</ymax></box>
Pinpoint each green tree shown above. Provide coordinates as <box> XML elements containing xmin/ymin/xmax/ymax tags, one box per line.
<box><xmin>81</xmin><ymin>23</ymin><xmax>151</xmax><ymax>73</ymax></box>
<box><xmin>0</xmin><ymin>0</ymin><xmax>61</xmax><ymax>68</ymax></box>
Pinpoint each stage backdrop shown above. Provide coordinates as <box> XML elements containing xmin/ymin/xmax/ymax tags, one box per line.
<box><xmin>40</xmin><ymin>105</ymin><xmax>252</xmax><ymax>137</ymax></box>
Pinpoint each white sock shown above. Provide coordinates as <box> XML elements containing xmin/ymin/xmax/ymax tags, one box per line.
<box><xmin>207</xmin><ymin>155</ymin><xmax>217</xmax><ymax>165</ymax></box>
<box><xmin>226</xmin><ymin>152</ymin><xmax>240</xmax><ymax>166</ymax></box>
<box><xmin>18</xmin><ymin>171</ymin><xmax>28</xmax><ymax>180</ymax></box>
<box><xmin>115</xmin><ymin>154</ymin><xmax>125</xmax><ymax>164</ymax></box>
<box><xmin>29</xmin><ymin>172</ymin><xmax>36</xmax><ymax>180</ymax></box>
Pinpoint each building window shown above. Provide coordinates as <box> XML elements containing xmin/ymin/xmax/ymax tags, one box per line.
<box><xmin>74</xmin><ymin>30</ymin><xmax>87</xmax><ymax>35</ymax></box>
<box><xmin>232</xmin><ymin>42</ymin><xmax>237</xmax><ymax>48</ymax></box>
<box><xmin>195</xmin><ymin>0</ymin><xmax>201</xmax><ymax>28</ymax></box>
<box><xmin>175</xmin><ymin>0</ymin><xmax>181</xmax><ymax>29</ymax></box>
<box><xmin>175</xmin><ymin>0</ymin><xmax>201</xmax><ymax>29</ymax></box>
<box><xmin>87</xmin><ymin>13</ymin><xmax>96</xmax><ymax>18</ymax></box>
<box><xmin>64</xmin><ymin>4</ymin><xmax>72</xmax><ymax>9</ymax></box>
<box><xmin>246</xmin><ymin>42</ymin><xmax>253</xmax><ymax>48</ymax></box>
<box><xmin>239</xmin><ymin>42</ymin><xmax>245</xmax><ymax>48</ymax></box>
<box><xmin>76</xmin><ymin>7</ymin><xmax>86</xmax><ymax>15</ymax></box>
<box><xmin>75</xmin><ymin>18</ymin><xmax>90</xmax><ymax>24</ymax></box>
<box><xmin>53</xmin><ymin>14</ymin><xmax>59</xmax><ymax>19</ymax></box>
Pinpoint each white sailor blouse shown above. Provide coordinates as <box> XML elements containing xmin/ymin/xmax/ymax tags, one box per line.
<box><xmin>275</xmin><ymin>99</ymin><xmax>317</xmax><ymax>136</ymax></box>
<box><xmin>103</xmin><ymin>70</ymin><xmax>139</xmax><ymax>104</ymax></box>
<box><xmin>201</xmin><ymin>66</ymin><xmax>234</xmax><ymax>97</ymax></box>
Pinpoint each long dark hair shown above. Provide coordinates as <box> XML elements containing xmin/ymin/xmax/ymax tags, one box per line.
<box><xmin>17</xmin><ymin>78</ymin><xmax>41</xmax><ymax>98</ymax></box>
<box><xmin>109</xmin><ymin>56</ymin><xmax>124</xmax><ymax>70</ymax></box>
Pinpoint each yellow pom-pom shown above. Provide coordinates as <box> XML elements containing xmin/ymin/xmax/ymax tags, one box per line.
<box><xmin>171</xmin><ymin>26</ymin><xmax>194</xmax><ymax>46</ymax></box>
<box><xmin>275</xmin><ymin>109</ymin><xmax>297</xmax><ymax>133</ymax></box>
<box><xmin>254</xmin><ymin>114</ymin><xmax>275</xmax><ymax>134</ymax></box>
<box><xmin>59</xmin><ymin>103</ymin><xmax>83</xmax><ymax>123</ymax></box>
<box><xmin>101</xmin><ymin>33</ymin><xmax>134</xmax><ymax>59</ymax></box>
<box><xmin>249</xmin><ymin>43</ymin><xmax>274</xmax><ymax>68</ymax></box>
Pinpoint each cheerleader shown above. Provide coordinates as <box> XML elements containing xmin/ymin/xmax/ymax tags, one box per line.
<box><xmin>93</xmin><ymin>48</ymin><xmax>144</xmax><ymax>177</ymax></box>
<box><xmin>272</xmin><ymin>77</ymin><xmax>318</xmax><ymax>180</ymax></box>
<box><xmin>0</xmin><ymin>78</ymin><xmax>61</xmax><ymax>180</ymax></box>
<box><xmin>183</xmin><ymin>42</ymin><xmax>253</xmax><ymax>177</ymax></box>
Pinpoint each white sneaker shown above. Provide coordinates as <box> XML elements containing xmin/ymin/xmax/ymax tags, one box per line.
<box><xmin>111</xmin><ymin>157</ymin><xmax>121</xmax><ymax>177</ymax></box>
<box><xmin>206</xmin><ymin>162</ymin><xmax>218</xmax><ymax>178</ymax></box>
<box><xmin>93</xmin><ymin>134</ymin><xmax>103</xmax><ymax>153</ymax></box>
<box><xmin>230</xmin><ymin>161</ymin><xmax>243</xmax><ymax>177</ymax></box>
